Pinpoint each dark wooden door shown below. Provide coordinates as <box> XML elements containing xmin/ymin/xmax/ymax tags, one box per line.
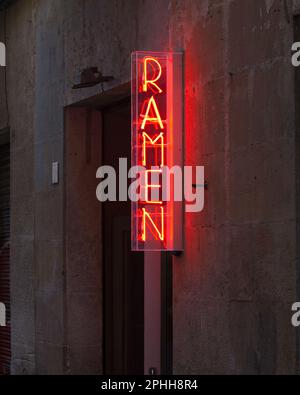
<box><xmin>0</xmin><ymin>142</ymin><xmax>10</xmax><ymax>375</ymax></box>
<box><xmin>103</xmin><ymin>100</ymin><xmax>144</xmax><ymax>375</ymax></box>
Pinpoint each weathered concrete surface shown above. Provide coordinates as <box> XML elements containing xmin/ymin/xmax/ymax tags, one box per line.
<box><xmin>34</xmin><ymin>0</ymin><xmax>65</xmax><ymax>375</ymax></box>
<box><xmin>2</xmin><ymin>0</ymin><xmax>299</xmax><ymax>374</ymax></box>
<box><xmin>0</xmin><ymin>10</ymin><xmax>7</xmax><ymax>131</ymax></box>
<box><xmin>6</xmin><ymin>0</ymin><xmax>36</xmax><ymax>374</ymax></box>
<box><xmin>171</xmin><ymin>0</ymin><xmax>298</xmax><ymax>374</ymax></box>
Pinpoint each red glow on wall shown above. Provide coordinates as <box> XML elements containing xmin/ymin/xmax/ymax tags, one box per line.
<box><xmin>131</xmin><ymin>51</ymin><xmax>183</xmax><ymax>251</ymax></box>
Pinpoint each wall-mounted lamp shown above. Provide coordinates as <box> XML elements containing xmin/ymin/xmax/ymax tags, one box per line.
<box><xmin>72</xmin><ymin>67</ymin><xmax>114</xmax><ymax>89</ymax></box>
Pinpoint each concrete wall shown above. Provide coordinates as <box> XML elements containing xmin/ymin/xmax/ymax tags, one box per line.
<box><xmin>0</xmin><ymin>10</ymin><xmax>6</xmax><ymax>131</ymax></box>
<box><xmin>6</xmin><ymin>0</ymin><xmax>36</xmax><ymax>374</ymax></box>
<box><xmin>2</xmin><ymin>0</ymin><xmax>299</xmax><ymax>374</ymax></box>
<box><xmin>171</xmin><ymin>0</ymin><xmax>297</xmax><ymax>375</ymax></box>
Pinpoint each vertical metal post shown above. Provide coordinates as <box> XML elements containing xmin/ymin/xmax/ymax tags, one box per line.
<box><xmin>144</xmin><ymin>251</ymin><xmax>161</xmax><ymax>375</ymax></box>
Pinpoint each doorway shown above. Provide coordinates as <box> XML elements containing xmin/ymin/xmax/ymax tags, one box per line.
<box><xmin>102</xmin><ymin>100</ymin><xmax>144</xmax><ymax>375</ymax></box>
<box><xmin>65</xmin><ymin>90</ymin><xmax>144</xmax><ymax>375</ymax></box>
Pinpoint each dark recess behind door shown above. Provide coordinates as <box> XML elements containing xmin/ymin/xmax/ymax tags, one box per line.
<box><xmin>102</xmin><ymin>99</ymin><xmax>144</xmax><ymax>375</ymax></box>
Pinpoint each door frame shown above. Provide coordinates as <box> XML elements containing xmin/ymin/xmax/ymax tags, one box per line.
<box><xmin>66</xmin><ymin>82</ymin><xmax>173</xmax><ymax>375</ymax></box>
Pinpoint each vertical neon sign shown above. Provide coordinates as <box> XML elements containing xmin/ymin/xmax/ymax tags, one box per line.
<box><xmin>132</xmin><ymin>51</ymin><xmax>183</xmax><ymax>251</ymax></box>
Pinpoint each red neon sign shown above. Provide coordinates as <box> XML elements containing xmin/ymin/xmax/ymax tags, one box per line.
<box><xmin>131</xmin><ymin>51</ymin><xmax>183</xmax><ymax>251</ymax></box>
